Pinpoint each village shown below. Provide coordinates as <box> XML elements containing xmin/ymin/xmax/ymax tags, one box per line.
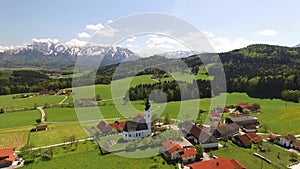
<box><xmin>93</xmin><ymin>100</ymin><xmax>300</xmax><ymax>169</ymax></box>
<box><xmin>0</xmin><ymin>95</ymin><xmax>299</xmax><ymax>169</ymax></box>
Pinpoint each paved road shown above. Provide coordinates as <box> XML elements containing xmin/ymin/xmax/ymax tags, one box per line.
<box><xmin>37</xmin><ymin>107</ymin><xmax>46</xmax><ymax>122</ymax></box>
<box><xmin>15</xmin><ymin>137</ymin><xmax>93</xmax><ymax>152</ymax></box>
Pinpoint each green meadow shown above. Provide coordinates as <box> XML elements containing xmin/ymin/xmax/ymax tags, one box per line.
<box><xmin>41</xmin><ymin>92</ymin><xmax>300</xmax><ymax>135</ymax></box>
<box><xmin>28</xmin><ymin>122</ymin><xmax>88</xmax><ymax>147</ymax></box>
<box><xmin>0</xmin><ymin>94</ymin><xmax>65</xmax><ymax>109</ymax></box>
<box><xmin>0</xmin><ymin>125</ymin><xmax>33</xmax><ymax>149</ymax></box>
<box><xmin>22</xmin><ymin>141</ymin><xmax>174</xmax><ymax>169</ymax></box>
<box><xmin>0</xmin><ymin>110</ymin><xmax>40</xmax><ymax>129</ymax></box>
<box><xmin>212</xmin><ymin>141</ymin><xmax>293</xmax><ymax>169</ymax></box>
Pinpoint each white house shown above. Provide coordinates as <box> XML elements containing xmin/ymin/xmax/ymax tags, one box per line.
<box><xmin>182</xmin><ymin>121</ymin><xmax>219</xmax><ymax>149</ymax></box>
<box><xmin>279</xmin><ymin>134</ymin><xmax>300</xmax><ymax>150</ymax></box>
<box><xmin>122</xmin><ymin>99</ymin><xmax>151</xmax><ymax>140</ymax></box>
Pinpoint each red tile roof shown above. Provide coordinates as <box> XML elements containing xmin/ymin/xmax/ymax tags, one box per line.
<box><xmin>211</xmin><ymin>112</ymin><xmax>222</xmax><ymax>117</ymax></box>
<box><xmin>162</xmin><ymin>140</ymin><xmax>183</xmax><ymax>153</ymax></box>
<box><xmin>237</xmin><ymin>103</ymin><xmax>249</xmax><ymax>107</ymax></box>
<box><xmin>267</xmin><ymin>133</ymin><xmax>277</xmax><ymax>140</ymax></box>
<box><xmin>0</xmin><ymin>147</ymin><xmax>16</xmax><ymax>163</ymax></box>
<box><xmin>235</xmin><ymin>135</ymin><xmax>251</xmax><ymax>147</ymax></box>
<box><xmin>135</xmin><ymin>114</ymin><xmax>145</xmax><ymax>118</ymax></box>
<box><xmin>245</xmin><ymin>133</ymin><xmax>263</xmax><ymax>143</ymax></box>
<box><xmin>187</xmin><ymin>158</ymin><xmax>247</xmax><ymax>169</ymax></box>
<box><xmin>181</xmin><ymin>148</ymin><xmax>197</xmax><ymax>158</ymax></box>
<box><xmin>108</xmin><ymin>121</ymin><xmax>126</xmax><ymax>130</ymax></box>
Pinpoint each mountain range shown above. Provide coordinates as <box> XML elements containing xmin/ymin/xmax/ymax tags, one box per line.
<box><xmin>0</xmin><ymin>39</ymin><xmax>140</xmax><ymax>68</ymax></box>
<box><xmin>1</xmin><ymin>39</ymin><xmax>300</xmax><ymax>69</ymax></box>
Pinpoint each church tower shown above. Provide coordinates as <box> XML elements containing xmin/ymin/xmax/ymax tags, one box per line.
<box><xmin>144</xmin><ymin>98</ymin><xmax>152</xmax><ymax>133</ymax></box>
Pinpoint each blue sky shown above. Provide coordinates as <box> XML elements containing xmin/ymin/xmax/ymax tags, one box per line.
<box><xmin>0</xmin><ymin>0</ymin><xmax>299</xmax><ymax>52</ymax></box>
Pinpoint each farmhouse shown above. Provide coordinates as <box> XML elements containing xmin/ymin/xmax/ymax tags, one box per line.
<box><xmin>225</xmin><ymin>116</ymin><xmax>259</xmax><ymax>127</ymax></box>
<box><xmin>213</xmin><ymin>123</ymin><xmax>240</xmax><ymax>139</ymax></box>
<box><xmin>241</xmin><ymin>124</ymin><xmax>257</xmax><ymax>133</ymax></box>
<box><xmin>97</xmin><ymin>121</ymin><xmax>113</xmax><ymax>135</ymax></box>
<box><xmin>161</xmin><ymin>140</ymin><xmax>183</xmax><ymax>161</ymax></box>
<box><xmin>233</xmin><ymin>134</ymin><xmax>251</xmax><ymax>148</ymax></box>
<box><xmin>278</xmin><ymin>134</ymin><xmax>300</xmax><ymax>150</ymax></box>
<box><xmin>182</xmin><ymin>121</ymin><xmax>218</xmax><ymax>149</ymax></box>
<box><xmin>122</xmin><ymin>99</ymin><xmax>151</xmax><ymax>140</ymax></box>
<box><xmin>161</xmin><ymin>140</ymin><xmax>197</xmax><ymax>164</ymax></box>
<box><xmin>244</xmin><ymin>133</ymin><xmax>263</xmax><ymax>144</ymax></box>
<box><xmin>233</xmin><ymin>133</ymin><xmax>262</xmax><ymax>148</ymax></box>
<box><xmin>187</xmin><ymin>157</ymin><xmax>247</xmax><ymax>169</ymax></box>
<box><xmin>97</xmin><ymin>121</ymin><xmax>126</xmax><ymax>135</ymax></box>
<box><xmin>210</xmin><ymin>112</ymin><xmax>222</xmax><ymax>121</ymax></box>
<box><xmin>0</xmin><ymin>147</ymin><xmax>23</xmax><ymax>168</ymax></box>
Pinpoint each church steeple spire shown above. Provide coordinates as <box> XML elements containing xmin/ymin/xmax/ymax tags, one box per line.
<box><xmin>144</xmin><ymin>98</ymin><xmax>151</xmax><ymax>133</ymax></box>
<box><xmin>145</xmin><ymin>98</ymin><xmax>151</xmax><ymax>111</ymax></box>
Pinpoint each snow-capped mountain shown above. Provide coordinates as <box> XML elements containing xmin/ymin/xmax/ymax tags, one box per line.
<box><xmin>294</xmin><ymin>44</ymin><xmax>300</xmax><ymax>48</ymax></box>
<box><xmin>0</xmin><ymin>39</ymin><xmax>141</xmax><ymax>68</ymax></box>
<box><xmin>158</xmin><ymin>50</ymin><xmax>199</xmax><ymax>59</ymax></box>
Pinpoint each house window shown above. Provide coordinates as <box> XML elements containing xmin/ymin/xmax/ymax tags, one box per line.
<box><xmin>136</xmin><ymin>133</ymin><xmax>138</xmax><ymax>137</ymax></box>
<box><xmin>139</xmin><ymin>133</ymin><xmax>141</xmax><ymax>136</ymax></box>
<box><xmin>125</xmin><ymin>134</ymin><xmax>127</xmax><ymax>137</ymax></box>
<box><xmin>129</xmin><ymin>134</ymin><xmax>131</xmax><ymax>137</ymax></box>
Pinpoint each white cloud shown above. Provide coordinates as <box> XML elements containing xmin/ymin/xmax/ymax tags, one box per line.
<box><xmin>32</xmin><ymin>38</ymin><xmax>60</xmax><ymax>44</ymax></box>
<box><xmin>202</xmin><ymin>32</ymin><xmax>253</xmax><ymax>52</ymax></box>
<box><xmin>146</xmin><ymin>34</ymin><xmax>183</xmax><ymax>49</ymax></box>
<box><xmin>107</xmin><ymin>20</ymin><xmax>114</xmax><ymax>23</ymax></box>
<box><xmin>77</xmin><ymin>32</ymin><xmax>90</xmax><ymax>38</ymax></box>
<box><xmin>85</xmin><ymin>23</ymin><xmax>119</xmax><ymax>37</ymax></box>
<box><xmin>126</xmin><ymin>44</ymin><xmax>139</xmax><ymax>48</ymax></box>
<box><xmin>212</xmin><ymin>37</ymin><xmax>252</xmax><ymax>52</ymax></box>
<box><xmin>203</xmin><ymin>31</ymin><xmax>215</xmax><ymax>38</ymax></box>
<box><xmin>256</xmin><ymin>29</ymin><xmax>278</xmax><ymax>36</ymax></box>
<box><xmin>126</xmin><ymin>36</ymin><xmax>137</xmax><ymax>42</ymax></box>
<box><xmin>94</xmin><ymin>26</ymin><xmax>119</xmax><ymax>37</ymax></box>
<box><xmin>86</xmin><ymin>23</ymin><xmax>105</xmax><ymax>31</ymax></box>
<box><xmin>65</xmin><ymin>39</ymin><xmax>87</xmax><ymax>47</ymax></box>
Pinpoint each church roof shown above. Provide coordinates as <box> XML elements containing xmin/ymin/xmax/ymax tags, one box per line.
<box><xmin>123</xmin><ymin>116</ymin><xmax>148</xmax><ymax>132</ymax></box>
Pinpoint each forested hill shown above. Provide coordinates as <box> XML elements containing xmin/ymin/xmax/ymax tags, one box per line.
<box><xmin>126</xmin><ymin>44</ymin><xmax>300</xmax><ymax>102</ymax></box>
<box><xmin>219</xmin><ymin>44</ymin><xmax>300</xmax><ymax>101</ymax></box>
<box><xmin>220</xmin><ymin>44</ymin><xmax>300</xmax><ymax>64</ymax></box>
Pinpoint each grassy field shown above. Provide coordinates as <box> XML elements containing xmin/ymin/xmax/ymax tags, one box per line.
<box><xmin>72</xmin><ymin>71</ymin><xmax>211</xmax><ymax>100</ymax></box>
<box><xmin>22</xmin><ymin>142</ymin><xmax>175</xmax><ymax>169</ymax></box>
<box><xmin>0</xmin><ymin>125</ymin><xmax>32</xmax><ymax>149</ymax></box>
<box><xmin>28</xmin><ymin>122</ymin><xmax>88</xmax><ymax>147</ymax></box>
<box><xmin>0</xmin><ymin>110</ymin><xmax>40</xmax><ymax>129</ymax></box>
<box><xmin>212</xmin><ymin>141</ymin><xmax>293</xmax><ymax>169</ymax></box>
<box><xmin>152</xmin><ymin>93</ymin><xmax>300</xmax><ymax>134</ymax></box>
<box><xmin>0</xmin><ymin>94</ymin><xmax>65</xmax><ymax>109</ymax></box>
<box><xmin>45</xmin><ymin>107</ymin><xmax>78</xmax><ymax>122</ymax></box>
<box><xmin>43</xmin><ymin>92</ymin><xmax>300</xmax><ymax>134</ymax></box>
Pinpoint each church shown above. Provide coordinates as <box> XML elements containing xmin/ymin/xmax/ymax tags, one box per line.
<box><xmin>122</xmin><ymin>99</ymin><xmax>152</xmax><ymax>140</ymax></box>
